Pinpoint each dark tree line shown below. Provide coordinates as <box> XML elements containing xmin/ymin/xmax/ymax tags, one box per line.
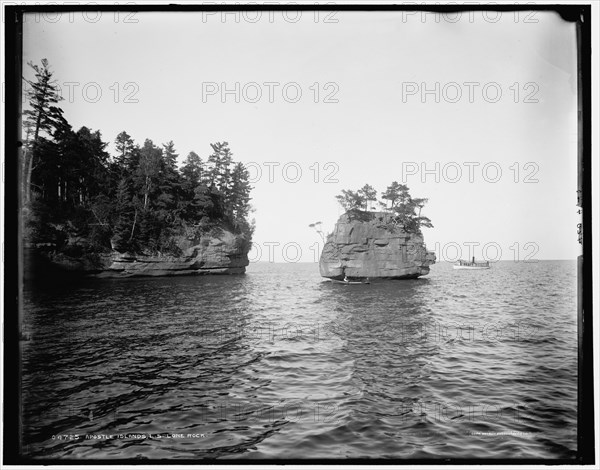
<box><xmin>23</xmin><ymin>59</ymin><xmax>253</xmax><ymax>254</ymax></box>
<box><xmin>336</xmin><ymin>182</ymin><xmax>433</xmax><ymax>234</ymax></box>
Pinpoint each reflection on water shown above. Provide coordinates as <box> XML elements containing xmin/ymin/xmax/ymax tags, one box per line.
<box><xmin>21</xmin><ymin>261</ymin><xmax>577</xmax><ymax>460</ymax></box>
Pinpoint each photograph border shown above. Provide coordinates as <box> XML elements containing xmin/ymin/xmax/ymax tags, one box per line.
<box><xmin>2</xmin><ymin>2</ymin><xmax>594</xmax><ymax>465</ymax></box>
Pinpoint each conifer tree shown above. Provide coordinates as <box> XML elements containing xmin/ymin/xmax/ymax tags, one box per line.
<box><xmin>23</xmin><ymin>58</ymin><xmax>66</xmax><ymax>203</ymax></box>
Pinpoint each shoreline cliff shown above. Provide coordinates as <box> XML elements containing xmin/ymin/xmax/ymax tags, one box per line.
<box><xmin>25</xmin><ymin>226</ymin><xmax>251</xmax><ymax>280</ymax></box>
<box><xmin>319</xmin><ymin>211</ymin><xmax>436</xmax><ymax>280</ymax></box>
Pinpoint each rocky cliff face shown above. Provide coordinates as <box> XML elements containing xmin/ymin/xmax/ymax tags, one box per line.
<box><xmin>26</xmin><ymin>228</ymin><xmax>250</xmax><ymax>279</ymax></box>
<box><xmin>319</xmin><ymin>212</ymin><xmax>435</xmax><ymax>280</ymax></box>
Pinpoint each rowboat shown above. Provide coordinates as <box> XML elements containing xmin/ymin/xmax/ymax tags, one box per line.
<box><xmin>329</xmin><ymin>278</ymin><xmax>371</xmax><ymax>285</ymax></box>
<box><xmin>453</xmin><ymin>259</ymin><xmax>490</xmax><ymax>270</ymax></box>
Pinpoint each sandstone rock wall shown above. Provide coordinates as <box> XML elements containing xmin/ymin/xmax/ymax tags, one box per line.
<box><xmin>26</xmin><ymin>228</ymin><xmax>250</xmax><ymax>279</ymax></box>
<box><xmin>319</xmin><ymin>212</ymin><xmax>435</xmax><ymax>279</ymax></box>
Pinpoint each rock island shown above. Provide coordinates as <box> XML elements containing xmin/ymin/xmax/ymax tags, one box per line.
<box><xmin>317</xmin><ymin>183</ymin><xmax>436</xmax><ymax>280</ymax></box>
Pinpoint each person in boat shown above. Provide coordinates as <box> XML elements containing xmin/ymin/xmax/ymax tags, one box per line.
<box><xmin>344</xmin><ymin>275</ymin><xmax>349</xmax><ymax>282</ymax></box>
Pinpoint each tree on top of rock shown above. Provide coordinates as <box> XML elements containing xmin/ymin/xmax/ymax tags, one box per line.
<box><xmin>335</xmin><ymin>182</ymin><xmax>433</xmax><ymax>234</ymax></box>
<box><xmin>335</xmin><ymin>189</ymin><xmax>365</xmax><ymax>212</ymax></box>
<box><xmin>358</xmin><ymin>184</ymin><xmax>378</xmax><ymax>211</ymax></box>
<box><xmin>380</xmin><ymin>181</ymin><xmax>410</xmax><ymax>210</ymax></box>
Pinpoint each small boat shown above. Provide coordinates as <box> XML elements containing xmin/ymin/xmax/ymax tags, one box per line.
<box><xmin>330</xmin><ymin>277</ymin><xmax>371</xmax><ymax>285</ymax></box>
<box><xmin>453</xmin><ymin>259</ymin><xmax>490</xmax><ymax>270</ymax></box>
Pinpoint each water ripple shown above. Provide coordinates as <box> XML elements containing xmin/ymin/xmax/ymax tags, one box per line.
<box><xmin>21</xmin><ymin>261</ymin><xmax>578</xmax><ymax>460</ymax></box>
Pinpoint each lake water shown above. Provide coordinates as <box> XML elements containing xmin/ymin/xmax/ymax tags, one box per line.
<box><xmin>20</xmin><ymin>260</ymin><xmax>578</xmax><ymax>460</ymax></box>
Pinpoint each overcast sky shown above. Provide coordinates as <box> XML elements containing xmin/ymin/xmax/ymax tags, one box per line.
<box><xmin>22</xmin><ymin>8</ymin><xmax>580</xmax><ymax>262</ymax></box>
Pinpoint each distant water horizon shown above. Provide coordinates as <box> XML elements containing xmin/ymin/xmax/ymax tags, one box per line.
<box><xmin>21</xmin><ymin>260</ymin><xmax>578</xmax><ymax>460</ymax></box>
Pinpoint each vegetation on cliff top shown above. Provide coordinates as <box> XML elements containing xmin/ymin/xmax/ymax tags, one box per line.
<box><xmin>335</xmin><ymin>183</ymin><xmax>433</xmax><ymax>234</ymax></box>
<box><xmin>22</xmin><ymin>59</ymin><xmax>254</xmax><ymax>255</ymax></box>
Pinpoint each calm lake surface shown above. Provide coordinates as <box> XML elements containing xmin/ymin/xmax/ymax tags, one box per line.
<box><xmin>21</xmin><ymin>261</ymin><xmax>578</xmax><ymax>460</ymax></box>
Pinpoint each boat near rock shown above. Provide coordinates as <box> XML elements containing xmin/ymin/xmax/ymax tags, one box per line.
<box><xmin>329</xmin><ymin>277</ymin><xmax>371</xmax><ymax>285</ymax></box>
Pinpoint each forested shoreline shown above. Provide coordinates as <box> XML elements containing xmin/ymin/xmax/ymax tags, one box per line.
<box><xmin>22</xmin><ymin>59</ymin><xmax>254</xmax><ymax>257</ymax></box>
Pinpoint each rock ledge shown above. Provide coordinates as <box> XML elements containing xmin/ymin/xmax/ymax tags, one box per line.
<box><xmin>26</xmin><ymin>228</ymin><xmax>250</xmax><ymax>279</ymax></box>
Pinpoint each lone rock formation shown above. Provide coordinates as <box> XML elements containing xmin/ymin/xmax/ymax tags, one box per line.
<box><xmin>319</xmin><ymin>212</ymin><xmax>436</xmax><ymax>280</ymax></box>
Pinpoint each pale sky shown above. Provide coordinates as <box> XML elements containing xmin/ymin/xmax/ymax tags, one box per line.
<box><xmin>22</xmin><ymin>8</ymin><xmax>581</xmax><ymax>262</ymax></box>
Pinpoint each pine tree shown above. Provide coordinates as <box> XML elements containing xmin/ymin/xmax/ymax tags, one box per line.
<box><xmin>181</xmin><ymin>151</ymin><xmax>202</xmax><ymax>190</ymax></box>
<box><xmin>135</xmin><ymin>139</ymin><xmax>162</xmax><ymax>211</ymax></box>
<box><xmin>180</xmin><ymin>151</ymin><xmax>208</xmax><ymax>221</ymax></box>
<box><xmin>22</xmin><ymin>58</ymin><xmax>66</xmax><ymax>203</ymax></box>
<box><xmin>114</xmin><ymin>131</ymin><xmax>138</xmax><ymax>174</ymax></box>
<box><xmin>335</xmin><ymin>189</ymin><xmax>365</xmax><ymax>212</ymax></box>
<box><xmin>110</xmin><ymin>179</ymin><xmax>135</xmax><ymax>251</ymax></box>
<box><xmin>73</xmin><ymin>127</ymin><xmax>110</xmax><ymax>205</ymax></box>
<box><xmin>229</xmin><ymin>162</ymin><xmax>252</xmax><ymax>225</ymax></box>
<box><xmin>380</xmin><ymin>181</ymin><xmax>410</xmax><ymax>210</ymax></box>
<box><xmin>156</xmin><ymin>141</ymin><xmax>182</xmax><ymax>221</ymax></box>
<box><xmin>358</xmin><ymin>184</ymin><xmax>377</xmax><ymax>211</ymax></box>
<box><xmin>205</xmin><ymin>142</ymin><xmax>234</xmax><ymax>218</ymax></box>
